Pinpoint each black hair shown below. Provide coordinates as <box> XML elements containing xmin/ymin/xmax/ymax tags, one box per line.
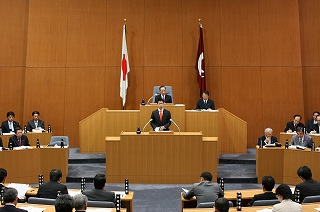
<box><xmin>6</xmin><ymin>111</ymin><xmax>15</xmax><ymax>118</ymax></box>
<box><xmin>297</xmin><ymin>166</ymin><xmax>312</xmax><ymax>180</ymax></box>
<box><xmin>261</xmin><ymin>176</ymin><xmax>275</xmax><ymax>191</ymax></box>
<box><xmin>215</xmin><ymin>197</ymin><xmax>229</xmax><ymax>212</ymax></box>
<box><xmin>50</xmin><ymin>169</ymin><xmax>62</xmax><ymax>181</ymax></box>
<box><xmin>32</xmin><ymin>111</ymin><xmax>40</xmax><ymax>116</ymax></box>
<box><xmin>200</xmin><ymin>172</ymin><xmax>212</xmax><ymax>182</ymax></box>
<box><xmin>275</xmin><ymin>184</ymin><xmax>292</xmax><ymax>200</ymax></box>
<box><xmin>93</xmin><ymin>173</ymin><xmax>106</xmax><ymax>189</ymax></box>
<box><xmin>0</xmin><ymin>168</ymin><xmax>7</xmax><ymax>182</ymax></box>
<box><xmin>55</xmin><ymin>194</ymin><xmax>74</xmax><ymax>212</ymax></box>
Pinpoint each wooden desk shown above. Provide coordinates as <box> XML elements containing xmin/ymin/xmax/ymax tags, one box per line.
<box><xmin>280</xmin><ymin>132</ymin><xmax>320</xmax><ymax>147</ymax></box>
<box><xmin>106</xmin><ymin>132</ymin><xmax>218</xmax><ymax>184</ymax></box>
<box><xmin>256</xmin><ymin>147</ymin><xmax>320</xmax><ymax>184</ymax></box>
<box><xmin>15</xmin><ymin>203</ymin><xmax>127</xmax><ymax>211</ymax></box>
<box><xmin>1</xmin><ymin>132</ymin><xmax>52</xmax><ymax>147</ymax></box>
<box><xmin>0</xmin><ymin>147</ymin><xmax>68</xmax><ymax>183</ymax></box>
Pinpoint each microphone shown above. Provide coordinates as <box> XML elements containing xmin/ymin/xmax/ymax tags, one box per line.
<box><xmin>170</xmin><ymin>119</ymin><xmax>180</xmax><ymax>133</ymax></box>
<box><xmin>143</xmin><ymin>119</ymin><xmax>153</xmax><ymax>132</ymax></box>
<box><xmin>146</xmin><ymin>93</ymin><xmax>160</xmax><ymax>105</ymax></box>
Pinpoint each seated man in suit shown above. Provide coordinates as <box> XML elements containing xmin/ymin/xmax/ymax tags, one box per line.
<box><xmin>247</xmin><ymin>175</ymin><xmax>277</xmax><ymax>206</ymax></box>
<box><xmin>26</xmin><ymin>111</ymin><xmax>45</xmax><ymax>132</ymax></box>
<box><xmin>154</xmin><ymin>85</ymin><xmax>172</xmax><ymax>103</ymax></box>
<box><xmin>273</xmin><ymin>184</ymin><xmax>301</xmax><ymax>212</ymax></box>
<box><xmin>215</xmin><ymin>197</ymin><xmax>229</xmax><ymax>212</ymax></box>
<box><xmin>1</xmin><ymin>111</ymin><xmax>20</xmax><ymax>134</ymax></box>
<box><xmin>37</xmin><ymin>169</ymin><xmax>68</xmax><ymax>199</ymax></box>
<box><xmin>284</xmin><ymin>114</ymin><xmax>305</xmax><ymax>133</ymax></box>
<box><xmin>74</xmin><ymin>194</ymin><xmax>88</xmax><ymax>212</ymax></box>
<box><xmin>195</xmin><ymin>90</ymin><xmax>215</xmax><ymax>110</ymax></box>
<box><xmin>309</xmin><ymin>115</ymin><xmax>320</xmax><ymax>134</ymax></box>
<box><xmin>257</xmin><ymin>128</ymin><xmax>278</xmax><ymax>147</ymax></box>
<box><xmin>290</xmin><ymin>127</ymin><xmax>313</xmax><ymax>148</ymax></box>
<box><xmin>8</xmin><ymin>128</ymin><xmax>30</xmax><ymax>148</ymax></box>
<box><xmin>0</xmin><ymin>188</ymin><xmax>27</xmax><ymax>212</ymax></box>
<box><xmin>82</xmin><ymin>173</ymin><xmax>115</xmax><ymax>203</ymax></box>
<box><xmin>150</xmin><ymin>98</ymin><xmax>171</xmax><ymax>131</ymax></box>
<box><xmin>294</xmin><ymin>166</ymin><xmax>320</xmax><ymax>203</ymax></box>
<box><xmin>55</xmin><ymin>194</ymin><xmax>74</xmax><ymax>212</ymax></box>
<box><xmin>183</xmin><ymin>171</ymin><xmax>224</xmax><ymax>207</ymax></box>
<box><xmin>306</xmin><ymin>111</ymin><xmax>319</xmax><ymax>133</ymax></box>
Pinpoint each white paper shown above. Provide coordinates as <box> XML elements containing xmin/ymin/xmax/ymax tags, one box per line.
<box><xmin>7</xmin><ymin>183</ymin><xmax>29</xmax><ymax>198</ymax></box>
<box><xmin>68</xmin><ymin>189</ymin><xmax>81</xmax><ymax>197</ymax></box>
<box><xmin>182</xmin><ymin>188</ymin><xmax>189</xmax><ymax>193</ymax></box>
<box><xmin>256</xmin><ymin>209</ymin><xmax>272</xmax><ymax>212</ymax></box>
<box><xmin>20</xmin><ymin>206</ymin><xmax>45</xmax><ymax>212</ymax></box>
<box><xmin>114</xmin><ymin>191</ymin><xmax>126</xmax><ymax>198</ymax></box>
<box><xmin>32</xmin><ymin>129</ymin><xmax>43</xmax><ymax>133</ymax></box>
<box><xmin>154</xmin><ymin>127</ymin><xmax>160</xmax><ymax>132</ymax></box>
<box><xmin>3</xmin><ymin>132</ymin><xmax>14</xmax><ymax>135</ymax></box>
<box><xmin>86</xmin><ymin>210</ymin><xmax>112</xmax><ymax>212</ymax></box>
<box><xmin>314</xmin><ymin>208</ymin><xmax>320</xmax><ymax>211</ymax></box>
<box><xmin>290</xmin><ymin>188</ymin><xmax>295</xmax><ymax>194</ymax></box>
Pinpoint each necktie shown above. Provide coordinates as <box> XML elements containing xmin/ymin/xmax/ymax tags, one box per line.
<box><xmin>204</xmin><ymin>100</ymin><xmax>207</xmax><ymax>105</ymax></box>
<box><xmin>35</xmin><ymin>121</ymin><xmax>38</xmax><ymax>128</ymax></box>
<box><xmin>9</xmin><ymin>122</ymin><xmax>13</xmax><ymax>131</ymax></box>
<box><xmin>162</xmin><ymin>95</ymin><xmax>165</xmax><ymax>100</ymax></box>
<box><xmin>160</xmin><ymin>110</ymin><xmax>163</xmax><ymax>122</ymax></box>
<box><xmin>18</xmin><ymin>138</ymin><xmax>22</xmax><ymax>146</ymax></box>
<box><xmin>299</xmin><ymin>138</ymin><xmax>302</xmax><ymax>145</ymax></box>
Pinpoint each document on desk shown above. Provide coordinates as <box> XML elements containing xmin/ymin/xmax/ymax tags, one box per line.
<box><xmin>114</xmin><ymin>191</ymin><xmax>126</xmax><ymax>198</ymax></box>
<box><xmin>20</xmin><ymin>206</ymin><xmax>45</xmax><ymax>212</ymax></box>
<box><xmin>8</xmin><ymin>183</ymin><xmax>29</xmax><ymax>198</ymax></box>
<box><xmin>257</xmin><ymin>209</ymin><xmax>272</xmax><ymax>212</ymax></box>
<box><xmin>182</xmin><ymin>188</ymin><xmax>196</xmax><ymax>199</ymax></box>
<box><xmin>68</xmin><ymin>190</ymin><xmax>81</xmax><ymax>196</ymax></box>
<box><xmin>314</xmin><ymin>208</ymin><xmax>320</xmax><ymax>211</ymax></box>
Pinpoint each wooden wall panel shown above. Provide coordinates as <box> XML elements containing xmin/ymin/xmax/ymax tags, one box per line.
<box><xmin>221</xmin><ymin>0</ymin><xmax>260</xmax><ymax>66</ymax></box>
<box><xmin>182</xmin><ymin>0</ymin><xmax>221</xmax><ymax>66</ymax></box>
<box><xmin>67</xmin><ymin>0</ymin><xmax>106</xmax><ymax>67</ymax></box>
<box><xmin>106</xmin><ymin>0</ymin><xmax>144</xmax><ymax>67</ymax></box>
<box><xmin>221</xmin><ymin>67</ymin><xmax>263</xmax><ymax>147</ymax></box>
<box><xmin>64</xmin><ymin>68</ymin><xmax>106</xmax><ymax>147</ymax></box>
<box><xmin>144</xmin><ymin>0</ymin><xmax>182</xmax><ymax>66</ymax></box>
<box><xmin>299</xmin><ymin>0</ymin><xmax>320</xmax><ymax>66</ymax></box>
<box><xmin>26</xmin><ymin>0</ymin><xmax>68</xmax><ymax>67</ymax></box>
<box><xmin>23</xmin><ymin>68</ymin><xmax>66</xmax><ymax>136</ymax></box>
<box><xmin>0</xmin><ymin>0</ymin><xmax>28</xmax><ymax>66</ymax></box>
<box><xmin>104</xmin><ymin>67</ymin><xmax>123</xmax><ymax>110</ymax></box>
<box><xmin>259</xmin><ymin>0</ymin><xmax>301</xmax><ymax>66</ymax></box>
<box><xmin>261</xmin><ymin>67</ymin><xmax>304</xmax><ymax>139</ymax></box>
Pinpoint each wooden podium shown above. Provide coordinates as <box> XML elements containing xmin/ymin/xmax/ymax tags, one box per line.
<box><xmin>1</xmin><ymin>132</ymin><xmax>52</xmax><ymax>147</ymax></box>
<box><xmin>105</xmin><ymin>132</ymin><xmax>218</xmax><ymax>184</ymax></box>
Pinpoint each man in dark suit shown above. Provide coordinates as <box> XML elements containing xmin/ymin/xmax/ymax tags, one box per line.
<box><xmin>26</xmin><ymin>111</ymin><xmax>45</xmax><ymax>132</ymax></box>
<box><xmin>247</xmin><ymin>176</ymin><xmax>277</xmax><ymax>206</ymax></box>
<box><xmin>257</xmin><ymin>128</ymin><xmax>278</xmax><ymax>147</ymax></box>
<box><xmin>150</xmin><ymin>98</ymin><xmax>171</xmax><ymax>131</ymax></box>
<box><xmin>309</xmin><ymin>115</ymin><xmax>320</xmax><ymax>134</ymax></box>
<box><xmin>154</xmin><ymin>85</ymin><xmax>172</xmax><ymax>103</ymax></box>
<box><xmin>183</xmin><ymin>172</ymin><xmax>224</xmax><ymax>207</ymax></box>
<box><xmin>0</xmin><ymin>187</ymin><xmax>27</xmax><ymax>212</ymax></box>
<box><xmin>0</xmin><ymin>168</ymin><xmax>7</xmax><ymax>191</ymax></box>
<box><xmin>294</xmin><ymin>166</ymin><xmax>320</xmax><ymax>203</ymax></box>
<box><xmin>0</xmin><ymin>137</ymin><xmax>3</xmax><ymax>148</ymax></box>
<box><xmin>306</xmin><ymin>111</ymin><xmax>320</xmax><ymax>133</ymax></box>
<box><xmin>8</xmin><ymin>128</ymin><xmax>29</xmax><ymax>148</ymax></box>
<box><xmin>37</xmin><ymin>169</ymin><xmax>68</xmax><ymax>199</ymax></box>
<box><xmin>55</xmin><ymin>194</ymin><xmax>74</xmax><ymax>212</ymax></box>
<box><xmin>284</xmin><ymin>114</ymin><xmax>305</xmax><ymax>132</ymax></box>
<box><xmin>1</xmin><ymin>111</ymin><xmax>20</xmax><ymax>134</ymax></box>
<box><xmin>82</xmin><ymin>173</ymin><xmax>115</xmax><ymax>203</ymax></box>
<box><xmin>290</xmin><ymin>127</ymin><xmax>313</xmax><ymax>148</ymax></box>
<box><xmin>196</xmin><ymin>90</ymin><xmax>215</xmax><ymax>110</ymax></box>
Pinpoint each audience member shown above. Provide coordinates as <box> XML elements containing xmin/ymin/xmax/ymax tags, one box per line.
<box><xmin>150</xmin><ymin>98</ymin><xmax>171</xmax><ymax>131</ymax></box>
<box><xmin>294</xmin><ymin>166</ymin><xmax>320</xmax><ymax>203</ymax></box>
<box><xmin>0</xmin><ymin>187</ymin><xmax>27</xmax><ymax>212</ymax></box>
<box><xmin>214</xmin><ymin>197</ymin><xmax>229</xmax><ymax>212</ymax></box>
<box><xmin>37</xmin><ymin>169</ymin><xmax>68</xmax><ymax>199</ymax></box>
<box><xmin>1</xmin><ymin>112</ymin><xmax>20</xmax><ymax>134</ymax></box>
<box><xmin>195</xmin><ymin>90</ymin><xmax>215</xmax><ymax>110</ymax></box>
<box><xmin>8</xmin><ymin>127</ymin><xmax>30</xmax><ymax>148</ymax></box>
<box><xmin>247</xmin><ymin>175</ymin><xmax>277</xmax><ymax>206</ymax></box>
<box><xmin>74</xmin><ymin>194</ymin><xmax>88</xmax><ymax>212</ymax></box>
<box><xmin>257</xmin><ymin>128</ymin><xmax>278</xmax><ymax>147</ymax></box>
<box><xmin>290</xmin><ymin>127</ymin><xmax>313</xmax><ymax>148</ymax></box>
<box><xmin>306</xmin><ymin>111</ymin><xmax>320</xmax><ymax>133</ymax></box>
<box><xmin>55</xmin><ymin>194</ymin><xmax>74</xmax><ymax>212</ymax></box>
<box><xmin>272</xmin><ymin>184</ymin><xmax>301</xmax><ymax>212</ymax></box>
<box><xmin>0</xmin><ymin>168</ymin><xmax>7</xmax><ymax>191</ymax></box>
<box><xmin>26</xmin><ymin>111</ymin><xmax>45</xmax><ymax>132</ymax></box>
<box><xmin>154</xmin><ymin>86</ymin><xmax>172</xmax><ymax>103</ymax></box>
<box><xmin>183</xmin><ymin>171</ymin><xmax>224</xmax><ymax>207</ymax></box>
<box><xmin>284</xmin><ymin>114</ymin><xmax>305</xmax><ymax>133</ymax></box>
<box><xmin>82</xmin><ymin>174</ymin><xmax>115</xmax><ymax>203</ymax></box>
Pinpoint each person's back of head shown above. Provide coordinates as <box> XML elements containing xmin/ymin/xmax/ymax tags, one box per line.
<box><xmin>93</xmin><ymin>173</ymin><xmax>106</xmax><ymax>189</ymax></box>
<box><xmin>275</xmin><ymin>184</ymin><xmax>292</xmax><ymax>200</ymax></box>
<box><xmin>74</xmin><ymin>194</ymin><xmax>87</xmax><ymax>211</ymax></box>
<box><xmin>262</xmin><ymin>175</ymin><xmax>275</xmax><ymax>191</ymax></box>
<box><xmin>214</xmin><ymin>197</ymin><xmax>229</xmax><ymax>212</ymax></box>
<box><xmin>200</xmin><ymin>171</ymin><xmax>213</xmax><ymax>182</ymax></box>
<box><xmin>55</xmin><ymin>194</ymin><xmax>74</xmax><ymax>212</ymax></box>
<box><xmin>3</xmin><ymin>187</ymin><xmax>18</xmax><ymax>205</ymax></box>
<box><xmin>297</xmin><ymin>166</ymin><xmax>312</xmax><ymax>180</ymax></box>
<box><xmin>50</xmin><ymin>169</ymin><xmax>62</xmax><ymax>182</ymax></box>
<box><xmin>0</xmin><ymin>168</ymin><xmax>7</xmax><ymax>183</ymax></box>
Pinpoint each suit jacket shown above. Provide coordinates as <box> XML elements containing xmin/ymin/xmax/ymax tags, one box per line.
<box><xmin>8</xmin><ymin>135</ymin><xmax>29</xmax><ymax>148</ymax></box>
<box><xmin>154</xmin><ymin>94</ymin><xmax>172</xmax><ymax>103</ymax></box>
<box><xmin>82</xmin><ymin>188</ymin><xmax>115</xmax><ymax>203</ymax></box>
<box><xmin>150</xmin><ymin>109</ymin><xmax>171</xmax><ymax>130</ymax></box>
<box><xmin>37</xmin><ymin>181</ymin><xmax>68</xmax><ymax>199</ymax></box>
<box><xmin>290</xmin><ymin>134</ymin><xmax>313</xmax><ymax>148</ymax></box>
<box><xmin>1</xmin><ymin>121</ymin><xmax>20</xmax><ymax>134</ymax></box>
<box><xmin>295</xmin><ymin>179</ymin><xmax>320</xmax><ymax>203</ymax></box>
<box><xmin>257</xmin><ymin>136</ymin><xmax>278</xmax><ymax>147</ymax></box>
<box><xmin>272</xmin><ymin>199</ymin><xmax>301</xmax><ymax>212</ymax></box>
<box><xmin>311</xmin><ymin>124</ymin><xmax>320</xmax><ymax>133</ymax></box>
<box><xmin>195</xmin><ymin>99</ymin><xmax>215</xmax><ymax>110</ymax></box>
<box><xmin>284</xmin><ymin>122</ymin><xmax>305</xmax><ymax>132</ymax></box>
<box><xmin>0</xmin><ymin>137</ymin><xmax>3</xmax><ymax>147</ymax></box>
<box><xmin>183</xmin><ymin>181</ymin><xmax>224</xmax><ymax>207</ymax></box>
<box><xmin>306</xmin><ymin>119</ymin><xmax>316</xmax><ymax>133</ymax></box>
<box><xmin>247</xmin><ymin>191</ymin><xmax>277</xmax><ymax>206</ymax></box>
<box><xmin>26</xmin><ymin>120</ymin><xmax>45</xmax><ymax>132</ymax></box>
<box><xmin>0</xmin><ymin>205</ymin><xmax>27</xmax><ymax>212</ymax></box>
